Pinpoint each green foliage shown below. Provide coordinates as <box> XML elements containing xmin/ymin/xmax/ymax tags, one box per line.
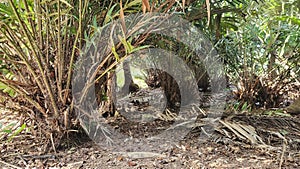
<box><xmin>0</xmin><ymin>72</ymin><xmax>15</xmax><ymax>97</ymax></box>
<box><xmin>0</xmin><ymin>122</ymin><xmax>26</xmax><ymax>142</ymax></box>
<box><xmin>226</xmin><ymin>101</ymin><xmax>252</xmax><ymax>113</ymax></box>
<box><xmin>186</xmin><ymin>0</ymin><xmax>254</xmax><ymax>41</ymax></box>
<box><xmin>0</xmin><ymin>122</ymin><xmax>15</xmax><ymax>134</ymax></box>
<box><xmin>217</xmin><ymin>0</ymin><xmax>300</xmax><ymax>108</ymax></box>
<box><xmin>7</xmin><ymin>123</ymin><xmax>26</xmax><ymax>142</ymax></box>
<box><xmin>264</xmin><ymin>109</ymin><xmax>290</xmax><ymax>117</ymax></box>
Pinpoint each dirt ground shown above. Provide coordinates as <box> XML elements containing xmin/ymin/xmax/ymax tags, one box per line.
<box><xmin>1</xmin><ymin>90</ymin><xmax>300</xmax><ymax>168</ymax></box>
<box><xmin>1</xmin><ymin>135</ymin><xmax>300</xmax><ymax>169</ymax></box>
<box><xmin>1</xmin><ymin>115</ymin><xmax>300</xmax><ymax>169</ymax></box>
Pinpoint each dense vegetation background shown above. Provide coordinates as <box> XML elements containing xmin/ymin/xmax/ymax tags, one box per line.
<box><xmin>0</xmin><ymin>0</ymin><xmax>299</xmax><ymax>153</ymax></box>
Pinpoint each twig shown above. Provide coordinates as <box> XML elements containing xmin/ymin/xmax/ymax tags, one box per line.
<box><xmin>279</xmin><ymin>139</ymin><xmax>287</xmax><ymax>169</ymax></box>
<box><xmin>273</xmin><ymin>132</ymin><xmax>287</xmax><ymax>169</ymax></box>
<box><xmin>21</xmin><ymin>154</ymin><xmax>56</xmax><ymax>159</ymax></box>
<box><xmin>114</xmin><ymin>152</ymin><xmax>166</xmax><ymax>159</ymax></box>
<box><xmin>17</xmin><ymin>155</ymin><xmax>28</xmax><ymax>166</ymax></box>
<box><xmin>50</xmin><ymin>133</ymin><xmax>57</xmax><ymax>154</ymax></box>
<box><xmin>0</xmin><ymin>160</ymin><xmax>22</xmax><ymax>169</ymax></box>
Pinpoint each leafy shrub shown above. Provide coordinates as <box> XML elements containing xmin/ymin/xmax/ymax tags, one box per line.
<box><xmin>217</xmin><ymin>0</ymin><xmax>300</xmax><ymax>109</ymax></box>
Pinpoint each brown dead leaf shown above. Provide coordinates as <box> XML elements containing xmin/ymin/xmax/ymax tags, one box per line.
<box><xmin>117</xmin><ymin>155</ymin><xmax>123</xmax><ymax>161</ymax></box>
<box><xmin>142</xmin><ymin>0</ymin><xmax>150</xmax><ymax>13</ymax></box>
<box><xmin>119</xmin><ymin>0</ymin><xmax>126</xmax><ymax>33</ymax></box>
